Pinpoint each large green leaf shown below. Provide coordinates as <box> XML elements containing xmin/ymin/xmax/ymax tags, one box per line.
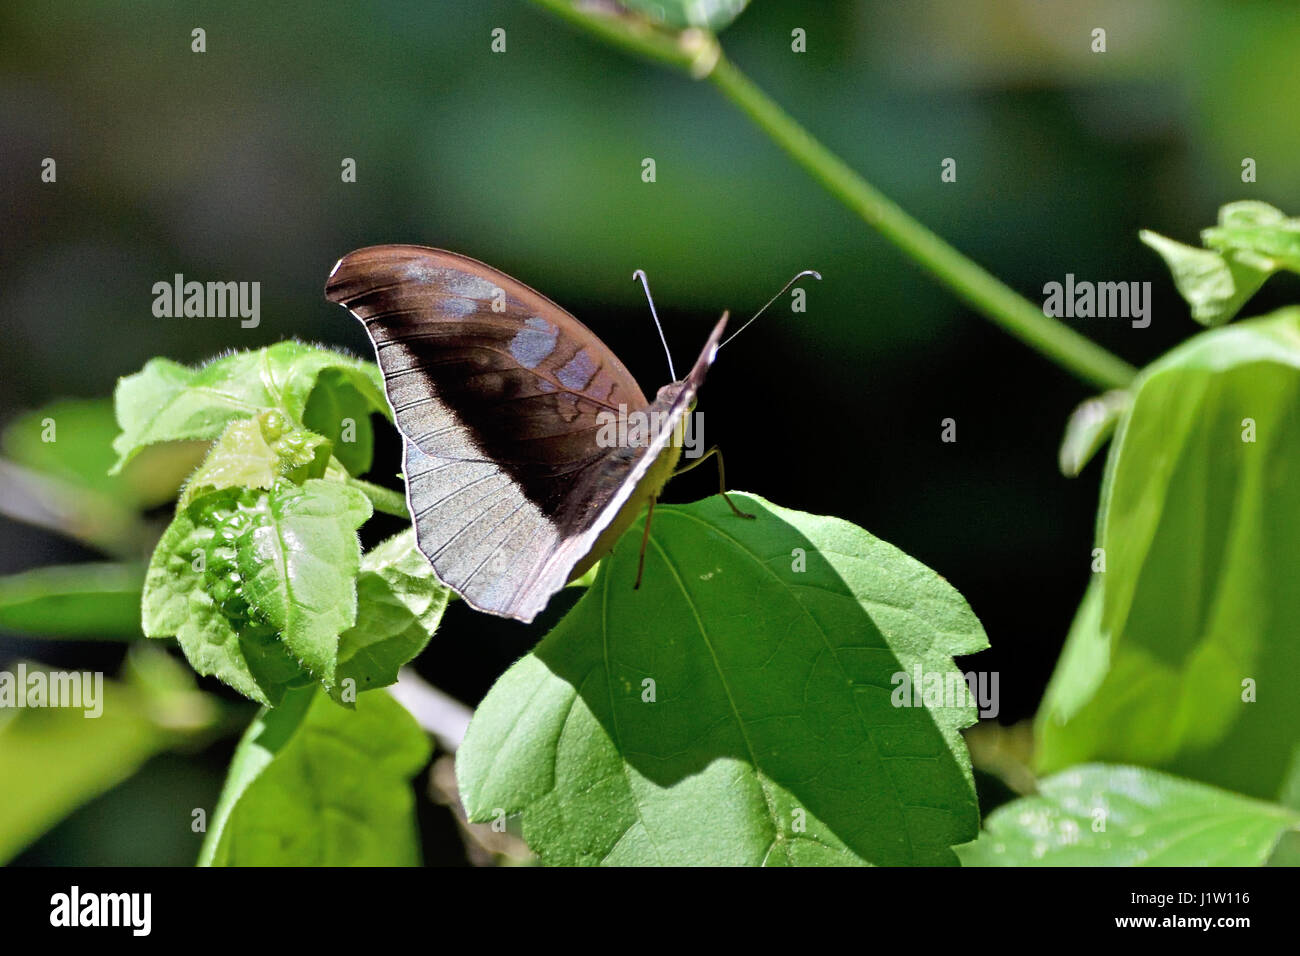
<box><xmin>111</xmin><ymin>342</ymin><xmax>387</xmax><ymax>473</ymax></box>
<box><xmin>199</xmin><ymin>686</ymin><xmax>431</xmax><ymax>866</ymax></box>
<box><xmin>457</xmin><ymin>493</ymin><xmax>989</xmax><ymax>866</ymax></box>
<box><xmin>143</xmin><ymin>489</ymin><xmax>304</xmax><ymax>706</ymax></box>
<box><xmin>1038</xmin><ymin>307</ymin><xmax>1300</xmax><ymax>802</ymax></box>
<box><xmin>0</xmin><ymin>562</ymin><xmax>145</xmax><ymax>639</ymax></box>
<box><xmin>1037</xmin><ymin>580</ymin><xmax>1108</xmax><ymax>728</ymax></box>
<box><xmin>958</xmin><ymin>765</ymin><xmax>1298</xmax><ymax>866</ymax></box>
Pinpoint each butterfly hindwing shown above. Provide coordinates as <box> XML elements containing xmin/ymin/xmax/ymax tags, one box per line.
<box><xmin>401</xmin><ymin>441</ymin><xmax>561</xmax><ymax>618</ymax></box>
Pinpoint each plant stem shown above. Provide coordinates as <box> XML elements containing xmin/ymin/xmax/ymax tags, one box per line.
<box><xmin>706</xmin><ymin>55</ymin><xmax>1136</xmax><ymax>390</ymax></box>
<box><xmin>526</xmin><ymin>1</ymin><xmax>1138</xmax><ymax>391</ymax></box>
<box><xmin>346</xmin><ymin>476</ymin><xmax>409</xmax><ymax>518</ymax></box>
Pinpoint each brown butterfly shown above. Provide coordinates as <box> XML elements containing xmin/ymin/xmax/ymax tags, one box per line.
<box><xmin>326</xmin><ymin>246</ymin><xmax>813</xmax><ymax>623</ymax></box>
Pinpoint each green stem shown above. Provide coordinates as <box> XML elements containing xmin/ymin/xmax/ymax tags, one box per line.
<box><xmin>346</xmin><ymin>476</ymin><xmax>409</xmax><ymax>518</ymax></box>
<box><xmin>706</xmin><ymin>55</ymin><xmax>1135</xmax><ymax>390</ymax></box>
<box><xmin>527</xmin><ymin>1</ymin><xmax>1138</xmax><ymax>391</ymax></box>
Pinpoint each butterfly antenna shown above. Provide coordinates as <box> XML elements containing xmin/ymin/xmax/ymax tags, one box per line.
<box><xmin>633</xmin><ymin>268</ymin><xmax>677</xmax><ymax>380</ymax></box>
<box><xmin>719</xmin><ymin>269</ymin><xmax>822</xmax><ymax>349</ymax></box>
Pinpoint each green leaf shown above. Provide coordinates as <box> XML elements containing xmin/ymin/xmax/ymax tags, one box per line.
<box><xmin>143</xmin><ymin>489</ymin><xmax>308</xmax><ymax>706</ymax></box>
<box><xmin>1038</xmin><ymin>307</ymin><xmax>1300</xmax><ymax>802</ymax></box>
<box><xmin>302</xmin><ymin>369</ymin><xmax>378</xmax><ymax>476</ymax></box>
<box><xmin>233</xmin><ymin>479</ymin><xmax>372</xmax><ymax>688</ymax></box>
<box><xmin>1139</xmin><ymin>230</ymin><xmax>1269</xmax><ymax>327</ymax></box>
<box><xmin>958</xmin><ymin>765</ymin><xmax>1299</xmax><ymax>866</ymax></box>
<box><xmin>3</xmin><ymin>399</ymin><xmax>124</xmax><ymax>497</ymax></box>
<box><xmin>144</xmin><ymin>478</ymin><xmax>371</xmax><ymax>703</ymax></box>
<box><xmin>332</xmin><ymin>530</ymin><xmax>450</xmax><ymax>703</ymax></box>
<box><xmin>618</xmin><ymin>0</ymin><xmax>751</xmax><ymax>31</ymax></box>
<box><xmin>179</xmin><ymin>411</ymin><xmax>329</xmax><ymax>506</ymax></box>
<box><xmin>199</xmin><ymin>686</ymin><xmax>431</xmax><ymax>866</ymax></box>
<box><xmin>1</xmin><ymin>399</ymin><xmax>204</xmax><ymax>555</ymax></box>
<box><xmin>0</xmin><ymin>671</ymin><xmax>164</xmax><ymax>864</ymax></box>
<box><xmin>0</xmin><ymin>562</ymin><xmax>145</xmax><ymax>639</ymax></box>
<box><xmin>111</xmin><ymin>342</ymin><xmax>387</xmax><ymax>473</ymax></box>
<box><xmin>0</xmin><ymin>647</ymin><xmax>220</xmax><ymax>864</ymax></box>
<box><xmin>1202</xmin><ymin>200</ymin><xmax>1300</xmax><ymax>268</ymax></box>
<box><xmin>1037</xmin><ymin>580</ymin><xmax>1109</xmax><ymax>728</ymax></box>
<box><xmin>1058</xmin><ymin>389</ymin><xmax>1129</xmax><ymax>477</ymax></box>
<box><xmin>1141</xmin><ymin>202</ymin><xmax>1300</xmax><ymax>326</ymax></box>
<box><xmin>457</xmin><ymin>493</ymin><xmax>989</xmax><ymax>866</ymax></box>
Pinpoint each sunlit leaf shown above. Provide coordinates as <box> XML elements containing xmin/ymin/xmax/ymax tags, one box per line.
<box><xmin>143</xmin><ymin>489</ymin><xmax>305</xmax><ymax>706</ymax></box>
<box><xmin>1141</xmin><ymin>201</ymin><xmax>1300</xmax><ymax>326</ymax></box>
<box><xmin>180</xmin><ymin>412</ymin><xmax>330</xmax><ymax>506</ymax></box>
<box><xmin>458</xmin><ymin>493</ymin><xmax>988</xmax><ymax>866</ymax></box>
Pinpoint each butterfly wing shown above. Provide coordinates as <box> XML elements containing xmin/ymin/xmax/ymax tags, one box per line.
<box><xmin>508</xmin><ymin>313</ymin><xmax>727</xmax><ymax>615</ymax></box>
<box><xmin>326</xmin><ymin>245</ymin><xmax>666</xmax><ymax>621</ymax></box>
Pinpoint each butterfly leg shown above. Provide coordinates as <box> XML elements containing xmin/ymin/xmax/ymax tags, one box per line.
<box><xmin>634</xmin><ymin>497</ymin><xmax>657</xmax><ymax>590</ymax></box>
<box><xmin>672</xmin><ymin>446</ymin><xmax>755</xmax><ymax>519</ymax></box>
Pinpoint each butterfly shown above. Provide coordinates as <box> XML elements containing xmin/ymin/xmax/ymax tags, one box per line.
<box><xmin>326</xmin><ymin>245</ymin><xmax>814</xmax><ymax>623</ymax></box>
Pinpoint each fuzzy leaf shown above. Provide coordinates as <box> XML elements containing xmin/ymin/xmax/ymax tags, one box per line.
<box><xmin>111</xmin><ymin>342</ymin><xmax>387</xmax><ymax>472</ymax></box>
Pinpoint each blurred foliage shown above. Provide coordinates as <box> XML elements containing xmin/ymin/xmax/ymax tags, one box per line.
<box><xmin>1141</xmin><ymin>201</ymin><xmax>1300</xmax><ymax>326</ymax></box>
<box><xmin>0</xmin><ymin>562</ymin><xmax>144</xmax><ymax>639</ymax></box>
<box><xmin>0</xmin><ymin>645</ymin><xmax>230</xmax><ymax>864</ymax></box>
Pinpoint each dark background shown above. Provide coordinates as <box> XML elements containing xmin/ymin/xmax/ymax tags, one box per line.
<box><xmin>3</xmin><ymin>0</ymin><xmax>1299</xmax><ymax>863</ymax></box>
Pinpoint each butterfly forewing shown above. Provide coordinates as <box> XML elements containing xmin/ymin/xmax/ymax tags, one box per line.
<box><xmin>327</xmin><ymin>246</ymin><xmax>649</xmax><ymax>509</ymax></box>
